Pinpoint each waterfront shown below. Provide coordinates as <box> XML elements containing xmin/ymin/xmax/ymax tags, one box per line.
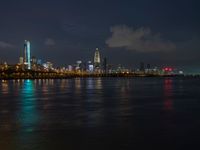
<box><xmin>0</xmin><ymin>77</ymin><xmax>200</xmax><ymax>150</ymax></box>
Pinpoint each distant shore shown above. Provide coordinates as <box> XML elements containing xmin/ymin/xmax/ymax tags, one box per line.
<box><xmin>0</xmin><ymin>71</ymin><xmax>195</xmax><ymax>80</ymax></box>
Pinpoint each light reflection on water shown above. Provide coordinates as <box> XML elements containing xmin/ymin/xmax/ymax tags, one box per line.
<box><xmin>84</xmin><ymin>78</ymin><xmax>103</xmax><ymax>127</ymax></box>
<box><xmin>1</xmin><ymin>80</ymin><xmax>9</xmax><ymax>94</ymax></box>
<box><xmin>163</xmin><ymin>78</ymin><xmax>173</xmax><ymax>111</ymax></box>
<box><xmin>15</xmin><ymin>80</ymin><xmax>39</xmax><ymax>149</ymax></box>
<box><xmin>18</xmin><ymin>80</ymin><xmax>38</xmax><ymax>131</ymax></box>
<box><xmin>0</xmin><ymin>78</ymin><xmax>200</xmax><ymax>150</ymax></box>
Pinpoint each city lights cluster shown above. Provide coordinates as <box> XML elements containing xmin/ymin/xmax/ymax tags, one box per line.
<box><xmin>0</xmin><ymin>40</ymin><xmax>184</xmax><ymax>77</ymax></box>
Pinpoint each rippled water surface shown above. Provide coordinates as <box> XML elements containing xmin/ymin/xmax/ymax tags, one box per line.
<box><xmin>0</xmin><ymin>77</ymin><xmax>200</xmax><ymax>150</ymax></box>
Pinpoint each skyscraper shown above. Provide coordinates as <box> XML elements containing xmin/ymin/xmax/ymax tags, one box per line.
<box><xmin>24</xmin><ymin>40</ymin><xmax>31</xmax><ymax>69</ymax></box>
<box><xmin>103</xmin><ymin>57</ymin><xmax>107</xmax><ymax>74</ymax></box>
<box><xmin>140</xmin><ymin>62</ymin><xmax>145</xmax><ymax>72</ymax></box>
<box><xmin>19</xmin><ymin>57</ymin><xmax>23</xmax><ymax>64</ymax></box>
<box><xmin>94</xmin><ymin>48</ymin><xmax>101</xmax><ymax>68</ymax></box>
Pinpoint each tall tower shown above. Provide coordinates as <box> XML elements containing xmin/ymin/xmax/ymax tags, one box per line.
<box><xmin>103</xmin><ymin>57</ymin><xmax>107</xmax><ymax>73</ymax></box>
<box><xmin>94</xmin><ymin>48</ymin><xmax>101</xmax><ymax>68</ymax></box>
<box><xmin>24</xmin><ymin>40</ymin><xmax>31</xmax><ymax>69</ymax></box>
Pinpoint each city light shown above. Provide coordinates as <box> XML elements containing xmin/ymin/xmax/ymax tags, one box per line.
<box><xmin>0</xmin><ymin>41</ymin><xmax>186</xmax><ymax>79</ymax></box>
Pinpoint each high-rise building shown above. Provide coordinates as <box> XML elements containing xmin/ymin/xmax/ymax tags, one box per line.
<box><xmin>140</xmin><ymin>62</ymin><xmax>145</xmax><ymax>72</ymax></box>
<box><xmin>87</xmin><ymin>61</ymin><xmax>94</xmax><ymax>72</ymax></box>
<box><xmin>37</xmin><ymin>59</ymin><xmax>42</xmax><ymax>65</ymax></box>
<box><xmin>19</xmin><ymin>57</ymin><xmax>24</xmax><ymax>64</ymax></box>
<box><xmin>24</xmin><ymin>40</ymin><xmax>31</xmax><ymax>69</ymax></box>
<box><xmin>146</xmin><ymin>63</ymin><xmax>151</xmax><ymax>73</ymax></box>
<box><xmin>75</xmin><ymin>60</ymin><xmax>83</xmax><ymax>71</ymax></box>
<box><xmin>103</xmin><ymin>57</ymin><xmax>107</xmax><ymax>73</ymax></box>
<box><xmin>94</xmin><ymin>48</ymin><xmax>101</xmax><ymax>68</ymax></box>
<box><xmin>31</xmin><ymin>56</ymin><xmax>37</xmax><ymax>65</ymax></box>
<box><xmin>43</xmin><ymin>62</ymin><xmax>53</xmax><ymax>70</ymax></box>
<box><xmin>68</xmin><ymin>65</ymin><xmax>73</xmax><ymax>71</ymax></box>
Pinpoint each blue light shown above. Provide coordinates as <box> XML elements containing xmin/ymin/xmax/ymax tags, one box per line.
<box><xmin>19</xmin><ymin>80</ymin><xmax>38</xmax><ymax>132</ymax></box>
<box><xmin>26</xmin><ymin>41</ymin><xmax>31</xmax><ymax>70</ymax></box>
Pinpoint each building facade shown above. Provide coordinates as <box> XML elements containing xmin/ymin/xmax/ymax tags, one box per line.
<box><xmin>94</xmin><ymin>48</ymin><xmax>101</xmax><ymax>69</ymax></box>
<box><xmin>24</xmin><ymin>40</ymin><xmax>31</xmax><ymax>69</ymax></box>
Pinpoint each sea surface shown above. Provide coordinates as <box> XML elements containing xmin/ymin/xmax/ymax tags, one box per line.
<box><xmin>0</xmin><ymin>77</ymin><xmax>200</xmax><ymax>150</ymax></box>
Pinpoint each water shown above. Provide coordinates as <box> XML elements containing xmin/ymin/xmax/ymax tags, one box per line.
<box><xmin>0</xmin><ymin>77</ymin><xmax>200</xmax><ymax>150</ymax></box>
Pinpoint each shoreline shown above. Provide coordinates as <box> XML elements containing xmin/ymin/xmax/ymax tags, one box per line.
<box><xmin>0</xmin><ymin>73</ymin><xmax>196</xmax><ymax>80</ymax></box>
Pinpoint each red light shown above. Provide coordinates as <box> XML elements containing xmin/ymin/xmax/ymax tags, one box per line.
<box><xmin>163</xmin><ymin>67</ymin><xmax>173</xmax><ymax>72</ymax></box>
<box><xmin>164</xmin><ymin>68</ymin><xmax>169</xmax><ymax>71</ymax></box>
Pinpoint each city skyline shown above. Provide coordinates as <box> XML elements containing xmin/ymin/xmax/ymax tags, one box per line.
<box><xmin>2</xmin><ymin>40</ymin><xmax>179</xmax><ymax>74</ymax></box>
<box><xmin>0</xmin><ymin>0</ymin><xmax>199</xmax><ymax>73</ymax></box>
<box><xmin>1</xmin><ymin>39</ymin><xmax>183</xmax><ymax>79</ymax></box>
<box><xmin>0</xmin><ymin>1</ymin><xmax>200</xmax><ymax>149</ymax></box>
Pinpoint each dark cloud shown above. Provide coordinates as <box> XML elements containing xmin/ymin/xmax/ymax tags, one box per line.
<box><xmin>0</xmin><ymin>41</ymin><xmax>15</xmax><ymax>49</ymax></box>
<box><xmin>106</xmin><ymin>25</ymin><xmax>176</xmax><ymax>52</ymax></box>
<box><xmin>44</xmin><ymin>38</ymin><xmax>55</xmax><ymax>46</ymax></box>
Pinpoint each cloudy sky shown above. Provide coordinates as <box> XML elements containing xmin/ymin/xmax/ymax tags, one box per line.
<box><xmin>0</xmin><ymin>0</ymin><xmax>199</xmax><ymax>72</ymax></box>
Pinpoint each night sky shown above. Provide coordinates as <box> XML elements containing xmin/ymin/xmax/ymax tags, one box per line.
<box><xmin>0</xmin><ymin>0</ymin><xmax>199</xmax><ymax>72</ymax></box>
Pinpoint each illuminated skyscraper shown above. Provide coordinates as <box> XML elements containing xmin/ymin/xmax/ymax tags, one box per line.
<box><xmin>24</xmin><ymin>40</ymin><xmax>31</xmax><ymax>69</ymax></box>
<box><xmin>94</xmin><ymin>48</ymin><xmax>101</xmax><ymax>68</ymax></box>
<box><xmin>19</xmin><ymin>57</ymin><xmax>24</xmax><ymax>64</ymax></box>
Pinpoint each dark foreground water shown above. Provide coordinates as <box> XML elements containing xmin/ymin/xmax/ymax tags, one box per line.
<box><xmin>0</xmin><ymin>77</ymin><xmax>200</xmax><ymax>150</ymax></box>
